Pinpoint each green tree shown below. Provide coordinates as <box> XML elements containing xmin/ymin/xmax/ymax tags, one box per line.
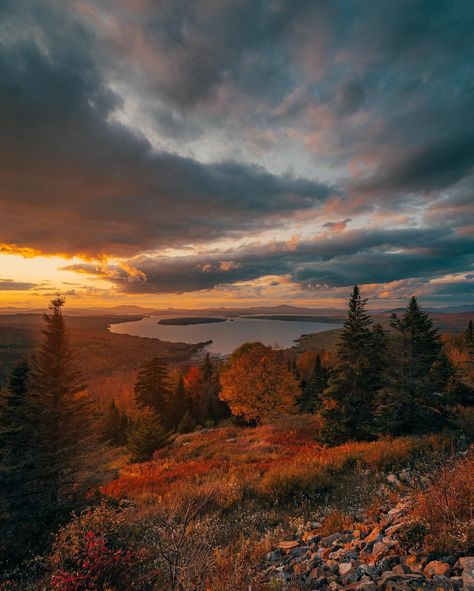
<box><xmin>320</xmin><ymin>285</ymin><xmax>382</xmax><ymax>445</ymax></box>
<box><xmin>127</xmin><ymin>415</ymin><xmax>169</xmax><ymax>463</ymax></box>
<box><xmin>376</xmin><ymin>296</ymin><xmax>452</xmax><ymax>435</ymax></box>
<box><xmin>166</xmin><ymin>374</ymin><xmax>190</xmax><ymax>430</ymax></box>
<box><xmin>177</xmin><ymin>410</ymin><xmax>196</xmax><ymax>434</ymax></box>
<box><xmin>201</xmin><ymin>353</ymin><xmax>228</xmax><ymax>423</ymax></box>
<box><xmin>29</xmin><ymin>296</ymin><xmax>104</xmax><ymax>523</ymax></box>
<box><xmin>299</xmin><ymin>354</ymin><xmax>329</xmax><ymax>413</ymax></box>
<box><xmin>0</xmin><ymin>361</ymin><xmax>39</xmax><ymax>564</ymax></box>
<box><xmin>134</xmin><ymin>357</ymin><xmax>171</xmax><ymax>418</ymax></box>
<box><xmin>100</xmin><ymin>400</ymin><xmax>128</xmax><ymax>446</ymax></box>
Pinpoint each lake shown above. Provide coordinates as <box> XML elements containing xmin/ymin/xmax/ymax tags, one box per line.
<box><xmin>109</xmin><ymin>315</ymin><xmax>341</xmax><ymax>355</ymax></box>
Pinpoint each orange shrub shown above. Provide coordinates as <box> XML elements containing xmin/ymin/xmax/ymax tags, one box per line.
<box><xmin>416</xmin><ymin>452</ymin><xmax>474</xmax><ymax>554</ymax></box>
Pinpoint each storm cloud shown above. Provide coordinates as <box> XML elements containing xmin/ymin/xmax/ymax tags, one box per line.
<box><xmin>1</xmin><ymin>0</ymin><xmax>474</xmax><ymax>304</ymax></box>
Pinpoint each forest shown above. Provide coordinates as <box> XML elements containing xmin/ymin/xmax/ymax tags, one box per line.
<box><xmin>1</xmin><ymin>287</ymin><xmax>474</xmax><ymax>590</ymax></box>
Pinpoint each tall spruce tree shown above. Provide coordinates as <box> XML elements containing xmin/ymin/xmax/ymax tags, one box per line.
<box><xmin>29</xmin><ymin>296</ymin><xmax>104</xmax><ymax>523</ymax></box>
<box><xmin>320</xmin><ymin>285</ymin><xmax>381</xmax><ymax>445</ymax></box>
<box><xmin>201</xmin><ymin>353</ymin><xmax>228</xmax><ymax>423</ymax></box>
<box><xmin>376</xmin><ymin>296</ymin><xmax>452</xmax><ymax>434</ymax></box>
<box><xmin>134</xmin><ymin>357</ymin><xmax>171</xmax><ymax>419</ymax></box>
<box><xmin>299</xmin><ymin>354</ymin><xmax>329</xmax><ymax>413</ymax></box>
<box><xmin>127</xmin><ymin>415</ymin><xmax>169</xmax><ymax>463</ymax></box>
<box><xmin>99</xmin><ymin>399</ymin><xmax>128</xmax><ymax>446</ymax></box>
<box><xmin>0</xmin><ymin>361</ymin><xmax>39</xmax><ymax>564</ymax></box>
<box><xmin>166</xmin><ymin>374</ymin><xmax>190</xmax><ymax>430</ymax></box>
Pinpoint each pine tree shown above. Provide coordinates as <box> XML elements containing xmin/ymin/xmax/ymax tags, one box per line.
<box><xmin>320</xmin><ymin>285</ymin><xmax>381</xmax><ymax>445</ymax></box>
<box><xmin>134</xmin><ymin>357</ymin><xmax>171</xmax><ymax>418</ymax></box>
<box><xmin>465</xmin><ymin>320</ymin><xmax>474</xmax><ymax>348</ymax></box>
<box><xmin>299</xmin><ymin>354</ymin><xmax>329</xmax><ymax>413</ymax></box>
<box><xmin>0</xmin><ymin>361</ymin><xmax>39</xmax><ymax>563</ymax></box>
<box><xmin>100</xmin><ymin>400</ymin><xmax>128</xmax><ymax>446</ymax></box>
<box><xmin>376</xmin><ymin>296</ymin><xmax>452</xmax><ymax>435</ymax></box>
<box><xmin>177</xmin><ymin>410</ymin><xmax>196</xmax><ymax>434</ymax></box>
<box><xmin>29</xmin><ymin>296</ymin><xmax>104</xmax><ymax>523</ymax></box>
<box><xmin>127</xmin><ymin>415</ymin><xmax>169</xmax><ymax>463</ymax></box>
<box><xmin>201</xmin><ymin>354</ymin><xmax>228</xmax><ymax>423</ymax></box>
<box><xmin>166</xmin><ymin>375</ymin><xmax>190</xmax><ymax>430</ymax></box>
<box><xmin>464</xmin><ymin>320</ymin><xmax>474</xmax><ymax>372</ymax></box>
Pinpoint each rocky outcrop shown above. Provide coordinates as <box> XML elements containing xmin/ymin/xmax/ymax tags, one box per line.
<box><xmin>260</xmin><ymin>497</ymin><xmax>473</xmax><ymax>590</ymax></box>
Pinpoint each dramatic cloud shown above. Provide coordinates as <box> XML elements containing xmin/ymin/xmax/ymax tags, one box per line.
<box><xmin>1</xmin><ymin>0</ymin><xmax>473</xmax><ymax>305</ymax></box>
<box><xmin>68</xmin><ymin>227</ymin><xmax>472</xmax><ymax>295</ymax></box>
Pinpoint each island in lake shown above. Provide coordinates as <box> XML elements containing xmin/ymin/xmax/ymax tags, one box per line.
<box><xmin>158</xmin><ymin>317</ymin><xmax>227</xmax><ymax>326</ymax></box>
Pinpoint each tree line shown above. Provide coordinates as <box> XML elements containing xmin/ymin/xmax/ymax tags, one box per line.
<box><xmin>1</xmin><ymin>289</ymin><xmax>473</xmax><ymax>573</ymax></box>
<box><xmin>216</xmin><ymin>286</ymin><xmax>474</xmax><ymax>445</ymax></box>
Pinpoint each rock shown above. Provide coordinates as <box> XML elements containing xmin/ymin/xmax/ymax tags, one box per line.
<box><xmin>372</xmin><ymin>541</ymin><xmax>389</xmax><ymax>557</ymax></box>
<box><xmin>312</xmin><ymin>576</ymin><xmax>329</xmax><ymax>589</ymax></box>
<box><xmin>385</xmin><ymin>520</ymin><xmax>412</xmax><ymax>536</ymax></box>
<box><xmin>320</xmin><ymin>532</ymin><xmax>345</xmax><ymax>547</ymax></box>
<box><xmin>423</xmin><ymin>560</ymin><xmax>451</xmax><ymax>578</ymax></box>
<box><xmin>364</xmin><ymin>526</ymin><xmax>382</xmax><ymax>545</ymax></box>
<box><xmin>459</xmin><ymin>557</ymin><xmax>474</xmax><ymax>590</ymax></box>
<box><xmin>277</xmin><ymin>540</ymin><xmax>299</xmax><ymax>551</ymax></box>
<box><xmin>266</xmin><ymin>549</ymin><xmax>282</xmax><ymax>562</ymax></box>
<box><xmin>404</xmin><ymin>554</ymin><xmax>424</xmax><ymax>573</ymax></box>
<box><xmin>377</xmin><ymin>570</ymin><xmax>423</xmax><ymax>587</ymax></box>
<box><xmin>339</xmin><ymin>560</ymin><xmax>358</xmax><ymax>577</ymax></box>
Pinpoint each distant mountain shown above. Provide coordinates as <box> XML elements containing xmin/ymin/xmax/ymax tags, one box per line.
<box><xmin>378</xmin><ymin>305</ymin><xmax>474</xmax><ymax>315</ymax></box>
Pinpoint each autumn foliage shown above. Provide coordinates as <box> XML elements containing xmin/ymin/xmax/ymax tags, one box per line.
<box><xmin>219</xmin><ymin>342</ymin><xmax>300</xmax><ymax>422</ymax></box>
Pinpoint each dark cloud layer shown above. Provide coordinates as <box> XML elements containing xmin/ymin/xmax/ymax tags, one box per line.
<box><xmin>64</xmin><ymin>227</ymin><xmax>473</xmax><ymax>295</ymax></box>
<box><xmin>1</xmin><ymin>0</ymin><xmax>474</xmax><ymax>302</ymax></box>
<box><xmin>0</xmin><ymin>15</ymin><xmax>334</xmax><ymax>257</ymax></box>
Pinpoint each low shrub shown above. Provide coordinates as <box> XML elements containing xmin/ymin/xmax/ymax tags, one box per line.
<box><xmin>415</xmin><ymin>452</ymin><xmax>474</xmax><ymax>555</ymax></box>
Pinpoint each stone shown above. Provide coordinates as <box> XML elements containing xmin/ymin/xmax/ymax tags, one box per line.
<box><xmin>372</xmin><ymin>541</ymin><xmax>389</xmax><ymax>557</ymax></box>
<box><xmin>385</xmin><ymin>520</ymin><xmax>412</xmax><ymax>536</ymax></box>
<box><xmin>277</xmin><ymin>540</ymin><xmax>299</xmax><ymax>551</ymax></box>
<box><xmin>320</xmin><ymin>532</ymin><xmax>346</xmax><ymax>547</ymax></box>
<box><xmin>377</xmin><ymin>571</ymin><xmax>423</xmax><ymax>587</ymax></box>
<box><xmin>266</xmin><ymin>549</ymin><xmax>282</xmax><ymax>562</ymax></box>
<box><xmin>423</xmin><ymin>560</ymin><xmax>451</xmax><ymax>578</ymax></box>
<box><xmin>308</xmin><ymin>566</ymin><xmax>322</xmax><ymax>580</ymax></box>
<box><xmin>364</xmin><ymin>526</ymin><xmax>382</xmax><ymax>545</ymax></box>
<box><xmin>404</xmin><ymin>554</ymin><xmax>423</xmax><ymax>573</ymax></box>
<box><xmin>339</xmin><ymin>560</ymin><xmax>358</xmax><ymax>577</ymax></box>
<box><xmin>459</xmin><ymin>557</ymin><xmax>474</xmax><ymax>590</ymax></box>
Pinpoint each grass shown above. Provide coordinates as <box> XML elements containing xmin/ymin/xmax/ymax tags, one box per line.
<box><xmin>102</xmin><ymin>415</ymin><xmax>454</xmax><ymax>508</ymax></box>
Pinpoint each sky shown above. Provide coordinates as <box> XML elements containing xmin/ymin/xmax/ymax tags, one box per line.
<box><xmin>0</xmin><ymin>0</ymin><xmax>473</xmax><ymax>310</ymax></box>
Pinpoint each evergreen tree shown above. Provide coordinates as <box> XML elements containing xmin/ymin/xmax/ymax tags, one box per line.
<box><xmin>134</xmin><ymin>357</ymin><xmax>171</xmax><ymax>418</ymax></box>
<box><xmin>0</xmin><ymin>361</ymin><xmax>39</xmax><ymax>563</ymax></box>
<box><xmin>376</xmin><ymin>296</ymin><xmax>452</xmax><ymax>435</ymax></box>
<box><xmin>299</xmin><ymin>354</ymin><xmax>329</xmax><ymax>413</ymax></box>
<box><xmin>177</xmin><ymin>410</ymin><xmax>196</xmax><ymax>434</ymax></box>
<box><xmin>166</xmin><ymin>375</ymin><xmax>190</xmax><ymax>430</ymax></box>
<box><xmin>99</xmin><ymin>400</ymin><xmax>128</xmax><ymax>446</ymax></box>
<box><xmin>464</xmin><ymin>320</ymin><xmax>474</xmax><ymax>373</ymax></box>
<box><xmin>201</xmin><ymin>354</ymin><xmax>228</xmax><ymax>423</ymax></box>
<box><xmin>320</xmin><ymin>285</ymin><xmax>381</xmax><ymax>445</ymax></box>
<box><xmin>29</xmin><ymin>296</ymin><xmax>104</xmax><ymax>523</ymax></box>
<box><xmin>465</xmin><ymin>320</ymin><xmax>474</xmax><ymax>348</ymax></box>
<box><xmin>127</xmin><ymin>415</ymin><xmax>169</xmax><ymax>463</ymax></box>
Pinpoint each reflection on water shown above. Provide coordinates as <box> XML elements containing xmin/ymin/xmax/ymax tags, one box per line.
<box><xmin>109</xmin><ymin>316</ymin><xmax>340</xmax><ymax>355</ymax></box>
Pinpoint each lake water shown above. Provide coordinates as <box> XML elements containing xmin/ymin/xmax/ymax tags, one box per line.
<box><xmin>109</xmin><ymin>316</ymin><xmax>340</xmax><ymax>355</ymax></box>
